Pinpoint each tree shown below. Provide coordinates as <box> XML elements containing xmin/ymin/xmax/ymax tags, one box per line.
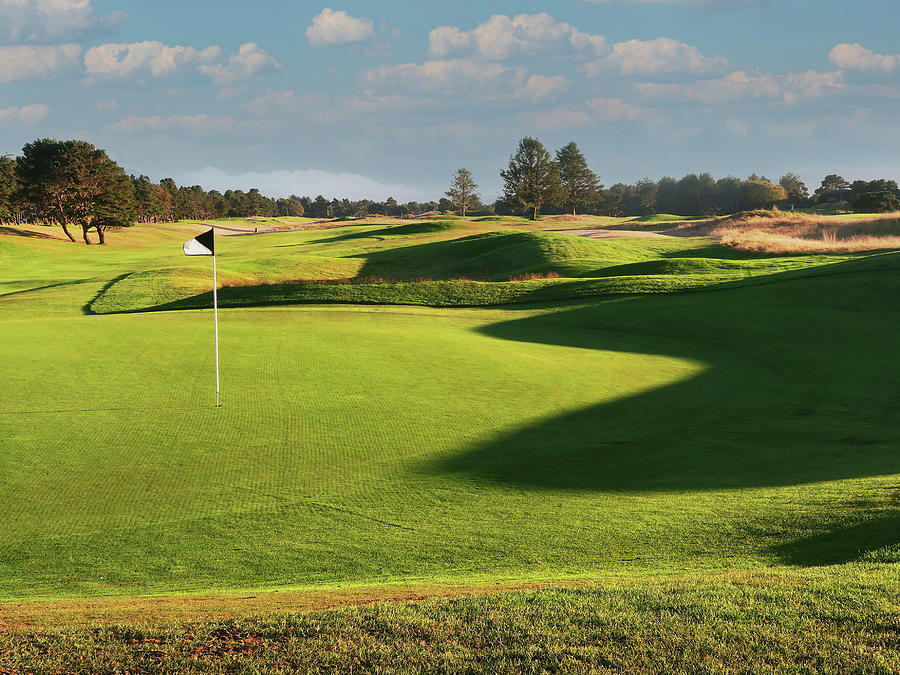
<box><xmin>555</xmin><ymin>142</ymin><xmax>599</xmax><ymax>215</ymax></box>
<box><xmin>16</xmin><ymin>139</ymin><xmax>135</xmax><ymax>244</ymax></box>
<box><xmin>0</xmin><ymin>155</ymin><xmax>21</xmax><ymax>225</ymax></box>
<box><xmin>446</xmin><ymin>168</ymin><xmax>480</xmax><ymax>217</ymax></box>
<box><xmin>501</xmin><ymin>137</ymin><xmax>562</xmax><ymax>220</ymax></box>
<box><xmin>276</xmin><ymin>198</ymin><xmax>304</xmax><ymax>217</ymax></box>
<box><xmin>740</xmin><ymin>179</ymin><xmax>787</xmax><ymax>210</ymax></box>
<box><xmin>815</xmin><ymin>174</ymin><xmax>850</xmax><ymax>201</ymax></box>
<box><xmin>852</xmin><ymin>191</ymin><xmax>899</xmax><ymax>213</ymax></box>
<box><xmin>634</xmin><ymin>178</ymin><xmax>658</xmax><ymax>215</ymax></box>
<box><xmin>715</xmin><ymin>176</ymin><xmax>743</xmax><ymax>214</ymax></box>
<box><xmin>779</xmin><ymin>172</ymin><xmax>809</xmax><ymax>207</ymax></box>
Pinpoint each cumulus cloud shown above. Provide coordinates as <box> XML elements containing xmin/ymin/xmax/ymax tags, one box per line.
<box><xmin>176</xmin><ymin>166</ymin><xmax>428</xmax><ymax>201</ymax></box>
<box><xmin>583</xmin><ymin>37</ymin><xmax>729</xmax><ymax>76</ymax></box>
<box><xmin>306</xmin><ymin>8</ymin><xmax>374</xmax><ymax>46</ymax></box>
<box><xmin>829</xmin><ymin>43</ymin><xmax>900</xmax><ymax>74</ymax></box>
<box><xmin>0</xmin><ymin>103</ymin><xmax>50</xmax><ymax>123</ymax></box>
<box><xmin>520</xmin><ymin>97</ymin><xmax>642</xmax><ymax>127</ymax></box>
<box><xmin>518</xmin><ymin>74</ymin><xmax>569</xmax><ymax>100</ymax></box>
<box><xmin>364</xmin><ymin>59</ymin><xmax>528</xmax><ymax>96</ymax></box>
<box><xmin>107</xmin><ymin>114</ymin><xmax>237</xmax><ymax>135</ymax></box>
<box><xmin>84</xmin><ymin>41</ymin><xmax>219</xmax><ymax>78</ymax></box>
<box><xmin>429</xmin><ymin>12</ymin><xmax>608</xmax><ymax>60</ymax></box>
<box><xmin>0</xmin><ymin>43</ymin><xmax>80</xmax><ymax>82</ymax></box>
<box><xmin>637</xmin><ymin>70</ymin><xmax>844</xmax><ymax>104</ymax></box>
<box><xmin>0</xmin><ymin>0</ymin><xmax>125</xmax><ymax>42</ymax></box>
<box><xmin>84</xmin><ymin>41</ymin><xmax>278</xmax><ymax>85</ymax></box>
<box><xmin>198</xmin><ymin>43</ymin><xmax>281</xmax><ymax>86</ymax></box>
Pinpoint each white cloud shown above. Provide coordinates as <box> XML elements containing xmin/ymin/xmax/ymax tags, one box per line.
<box><xmin>97</xmin><ymin>99</ymin><xmax>117</xmax><ymax>111</ymax></box>
<box><xmin>0</xmin><ymin>0</ymin><xmax>125</xmax><ymax>42</ymax></box>
<box><xmin>198</xmin><ymin>43</ymin><xmax>281</xmax><ymax>86</ymax></box>
<box><xmin>363</xmin><ymin>59</ymin><xmax>527</xmax><ymax>96</ymax></box>
<box><xmin>347</xmin><ymin>94</ymin><xmax>437</xmax><ymax>112</ymax></box>
<box><xmin>84</xmin><ymin>41</ymin><xmax>220</xmax><ymax>78</ymax></box>
<box><xmin>829</xmin><ymin>43</ymin><xmax>899</xmax><ymax>74</ymax></box>
<box><xmin>84</xmin><ymin>41</ymin><xmax>278</xmax><ymax>86</ymax></box>
<box><xmin>586</xmin><ymin>97</ymin><xmax>643</xmax><ymax>120</ymax></box>
<box><xmin>583</xmin><ymin>37</ymin><xmax>729</xmax><ymax>76</ymax></box>
<box><xmin>518</xmin><ymin>74</ymin><xmax>569</xmax><ymax>100</ymax></box>
<box><xmin>0</xmin><ymin>103</ymin><xmax>50</xmax><ymax>123</ymax></box>
<box><xmin>176</xmin><ymin>166</ymin><xmax>428</xmax><ymax>201</ymax></box>
<box><xmin>429</xmin><ymin>12</ymin><xmax>608</xmax><ymax>60</ymax></box>
<box><xmin>306</xmin><ymin>8</ymin><xmax>374</xmax><ymax>46</ymax></box>
<box><xmin>107</xmin><ymin>114</ymin><xmax>237</xmax><ymax>135</ymax></box>
<box><xmin>637</xmin><ymin>70</ymin><xmax>844</xmax><ymax>104</ymax></box>
<box><xmin>520</xmin><ymin>97</ymin><xmax>642</xmax><ymax>127</ymax></box>
<box><xmin>0</xmin><ymin>43</ymin><xmax>80</xmax><ymax>82</ymax></box>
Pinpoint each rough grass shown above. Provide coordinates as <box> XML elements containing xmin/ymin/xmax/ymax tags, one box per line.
<box><xmin>2</xmin><ymin>566</ymin><xmax>897</xmax><ymax>673</ymax></box>
<box><xmin>671</xmin><ymin>210</ymin><xmax>900</xmax><ymax>253</ymax></box>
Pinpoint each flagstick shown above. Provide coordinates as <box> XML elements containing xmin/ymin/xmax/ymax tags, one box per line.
<box><xmin>213</xmin><ymin>251</ymin><xmax>220</xmax><ymax>407</ymax></box>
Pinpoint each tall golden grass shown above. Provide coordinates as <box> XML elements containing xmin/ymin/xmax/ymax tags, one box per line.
<box><xmin>674</xmin><ymin>210</ymin><xmax>900</xmax><ymax>253</ymax></box>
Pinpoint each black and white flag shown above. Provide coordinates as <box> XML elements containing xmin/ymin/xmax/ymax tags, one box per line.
<box><xmin>184</xmin><ymin>228</ymin><xmax>215</xmax><ymax>256</ymax></box>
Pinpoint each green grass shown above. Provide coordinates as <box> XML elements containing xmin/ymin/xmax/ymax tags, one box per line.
<box><xmin>2</xmin><ymin>215</ymin><xmax>898</xmax><ymax>665</ymax></box>
<box><xmin>0</xmin><ymin>217</ymin><xmax>897</xmax><ymax>604</ymax></box>
<box><xmin>2</xmin><ymin>566</ymin><xmax>897</xmax><ymax>673</ymax></box>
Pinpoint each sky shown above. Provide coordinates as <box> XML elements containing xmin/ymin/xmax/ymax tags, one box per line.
<box><xmin>2</xmin><ymin>0</ymin><xmax>899</xmax><ymax>202</ymax></box>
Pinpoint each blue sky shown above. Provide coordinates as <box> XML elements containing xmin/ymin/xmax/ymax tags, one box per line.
<box><xmin>2</xmin><ymin>0</ymin><xmax>899</xmax><ymax>201</ymax></box>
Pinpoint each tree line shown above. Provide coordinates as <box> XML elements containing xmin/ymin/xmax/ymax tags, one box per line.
<box><xmin>2</xmin><ymin>136</ymin><xmax>898</xmax><ymax>245</ymax></box>
<box><xmin>493</xmin><ymin>137</ymin><xmax>900</xmax><ymax>220</ymax></box>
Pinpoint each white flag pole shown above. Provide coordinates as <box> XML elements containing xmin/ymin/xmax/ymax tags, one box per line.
<box><xmin>212</xmin><ymin>247</ymin><xmax>220</xmax><ymax>408</ymax></box>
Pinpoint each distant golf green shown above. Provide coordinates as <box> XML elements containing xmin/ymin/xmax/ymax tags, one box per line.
<box><xmin>0</xmin><ymin>217</ymin><xmax>897</xmax><ymax>600</ymax></box>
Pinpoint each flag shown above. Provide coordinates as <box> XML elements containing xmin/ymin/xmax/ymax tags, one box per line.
<box><xmin>184</xmin><ymin>228</ymin><xmax>215</xmax><ymax>256</ymax></box>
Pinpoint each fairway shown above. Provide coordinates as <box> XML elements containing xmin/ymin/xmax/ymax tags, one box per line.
<box><xmin>1</xmin><ymin>219</ymin><xmax>898</xmax><ymax>600</ymax></box>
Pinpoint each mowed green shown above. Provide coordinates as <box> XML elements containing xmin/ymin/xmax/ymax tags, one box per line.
<box><xmin>0</xmin><ymin>218</ymin><xmax>897</xmax><ymax>600</ymax></box>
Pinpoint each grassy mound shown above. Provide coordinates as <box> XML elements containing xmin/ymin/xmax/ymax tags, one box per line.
<box><xmin>2</xmin><ymin>566</ymin><xmax>896</xmax><ymax>673</ymax></box>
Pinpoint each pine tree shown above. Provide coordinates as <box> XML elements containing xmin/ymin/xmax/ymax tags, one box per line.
<box><xmin>446</xmin><ymin>168</ymin><xmax>480</xmax><ymax>217</ymax></box>
<box><xmin>555</xmin><ymin>142</ymin><xmax>599</xmax><ymax>215</ymax></box>
<box><xmin>501</xmin><ymin>138</ymin><xmax>562</xmax><ymax>220</ymax></box>
<box><xmin>16</xmin><ymin>139</ymin><xmax>136</xmax><ymax>244</ymax></box>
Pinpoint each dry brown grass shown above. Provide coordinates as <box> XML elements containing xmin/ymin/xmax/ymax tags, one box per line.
<box><xmin>671</xmin><ymin>210</ymin><xmax>900</xmax><ymax>253</ymax></box>
<box><xmin>508</xmin><ymin>271</ymin><xmax>562</xmax><ymax>281</ymax></box>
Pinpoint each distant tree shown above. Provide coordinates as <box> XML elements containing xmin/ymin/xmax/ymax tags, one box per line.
<box><xmin>385</xmin><ymin>196</ymin><xmax>400</xmax><ymax>217</ymax></box>
<box><xmin>815</xmin><ymin>174</ymin><xmax>850</xmax><ymax>201</ymax></box>
<box><xmin>313</xmin><ymin>195</ymin><xmax>329</xmax><ymax>218</ymax></box>
<box><xmin>740</xmin><ymin>179</ymin><xmax>787</xmax><ymax>210</ymax></box>
<box><xmin>715</xmin><ymin>176</ymin><xmax>743</xmax><ymax>214</ymax></box>
<box><xmin>276</xmin><ymin>198</ymin><xmax>304</xmax><ymax>217</ymax></box>
<box><xmin>555</xmin><ymin>142</ymin><xmax>599</xmax><ymax>215</ymax></box>
<box><xmin>849</xmin><ymin>179</ymin><xmax>899</xmax><ymax>204</ymax></box>
<box><xmin>655</xmin><ymin>176</ymin><xmax>678</xmax><ymax>214</ymax></box>
<box><xmin>634</xmin><ymin>178</ymin><xmax>658</xmax><ymax>215</ymax></box>
<box><xmin>132</xmin><ymin>175</ymin><xmax>171</xmax><ymax>223</ymax></box>
<box><xmin>779</xmin><ymin>172</ymin><xmax>809</xmax><ymax>207</ymax></box>
<box><xmin>16</xmin><ymin>139</ymin><xmax>135</xmax><ymax>244</ymax></box>
<box><xmin>501</xmin><ymin>137</ymin><xmax>562</xmax><ymax>220</ymax></box>
<box><xmin>852</xmin><ymin>191</ymin><xmax>899</xmax><ymax>213</ymax></box>
<box><xmin>0</xmin><ymin>155</ymin><xmax>21</xmax><ymax>225</ymax></box>
<box><xmin>446</xmin><ymin>168</ymin><xmax>480</xmax><ymax>217</ymax></box>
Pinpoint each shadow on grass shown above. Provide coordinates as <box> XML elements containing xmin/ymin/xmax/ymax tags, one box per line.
<box><xmin>768</xmin><ymin>508</ymin><xmax>900</xmax><ymax>565</ymax></box>
<box><xmin>431</xmin><ymin>255</ymin><xmax>900</xmax><ymax>493</ymax></box>
<box><xmin>83</xmin><ymin>273</ymin><xmax>131</xmax><ymax>315</ymax></box>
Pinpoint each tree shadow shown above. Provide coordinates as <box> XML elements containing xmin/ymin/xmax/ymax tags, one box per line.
<box><xmin>82</xmin><ymin>274</ymin><xmax>132</xmax><ymax>314</ymax></box>
<box><xmin>0</xmin><ymin>226</ymin><xmax>58</xmax><ymax>239</ymax></box>
<box><xmin>768</xmin><ymin>508</ymin><xmax>900</xmax><ymax>566</ymax></box>
<box><xmin>431</xmin><ymin>254</ymin><xmax>900</xmax><ymax>492</ymax></box>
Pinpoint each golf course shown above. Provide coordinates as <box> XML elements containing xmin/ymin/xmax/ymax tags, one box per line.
<box><xmin>1</xmin><ymin>215</ymin><xmax>898</xmax><ymax>671</ymax></box>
